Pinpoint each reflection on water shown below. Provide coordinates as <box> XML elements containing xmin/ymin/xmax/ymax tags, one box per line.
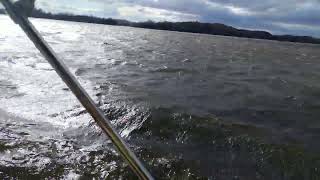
<box><xmin>0</xmin><ymin>15</ymin><xmax>320</xmax><ymax>179</ymax></box>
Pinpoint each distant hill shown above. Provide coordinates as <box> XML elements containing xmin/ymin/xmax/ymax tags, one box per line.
<box><xmin>1</xmin><ymin>8</ymin><xmax>320</xmax><ymax>44</ymax></box>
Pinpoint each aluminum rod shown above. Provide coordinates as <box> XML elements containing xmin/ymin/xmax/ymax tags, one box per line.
<box><xmin>0</xmin><ymin>0</ymin><xmax>154</xmax><ymax>179</ymax></box>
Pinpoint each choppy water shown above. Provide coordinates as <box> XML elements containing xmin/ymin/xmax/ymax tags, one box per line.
<box><xmin>1</xmin><ymin>15</ymin><xmax>320</xmax><ymax>179</ymax></box>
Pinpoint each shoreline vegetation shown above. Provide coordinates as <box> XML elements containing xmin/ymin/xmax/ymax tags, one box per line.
<box><xmin>1</xmin><ymin>8</ymin><xmax>320</xmax><ymax>44</ymax></box>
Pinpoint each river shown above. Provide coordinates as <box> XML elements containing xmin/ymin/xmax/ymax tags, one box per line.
<box><xmin>1</xmin><ymin>15</ymin><xmax>320</xmax><ymax>179</ymax></box>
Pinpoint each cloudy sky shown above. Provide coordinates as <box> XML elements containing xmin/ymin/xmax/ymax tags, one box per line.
<box><xmin>2</xmin><ymin>0</ymin><xmax>320</xmax><ymax>37</ymax></box>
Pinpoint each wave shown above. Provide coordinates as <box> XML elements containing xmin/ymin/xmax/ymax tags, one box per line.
<box><xmin>148</xmin><ymin>66</ymin><xmax>198</xmax><ymax>74</ymax></box>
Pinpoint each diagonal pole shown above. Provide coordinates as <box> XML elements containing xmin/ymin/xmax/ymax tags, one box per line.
<box><xmin>0</xmin><ymin>0</ymin><xmax>154</xmax><ymax>179</ymax></box>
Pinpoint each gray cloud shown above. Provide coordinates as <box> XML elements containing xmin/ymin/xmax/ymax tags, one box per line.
<box><xmin>84</xmin><ymin>0</ymin><xmax>320</xmax><ymax>36</ymax></box>
<box><xmin>3</xmin><ymin>0</ymin><xmax>320</xmax><ymax>37</ymax></box>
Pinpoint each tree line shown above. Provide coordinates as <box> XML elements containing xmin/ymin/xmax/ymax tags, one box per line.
<box><xmin>1</xmin><ymin>8</ymin><xmax>319</xmax><ymax>44</ymax></box>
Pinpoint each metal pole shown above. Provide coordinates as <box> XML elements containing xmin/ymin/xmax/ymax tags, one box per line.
<box><xmin>0</xmin><ymin>0</ymin><xmax>154</xmax><ymax>179</ymax></box>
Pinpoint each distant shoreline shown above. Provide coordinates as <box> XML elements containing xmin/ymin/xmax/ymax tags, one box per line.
<box><xmin>1</xmin><ymin>8</ymin><xmax>320</xmax><ymax>44</ymax></box>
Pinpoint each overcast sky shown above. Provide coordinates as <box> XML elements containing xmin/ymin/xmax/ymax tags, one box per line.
<box><xmin>2</xmin><ymin>0</ymin><xmax>320</xmax><ymax>37</ymax></box>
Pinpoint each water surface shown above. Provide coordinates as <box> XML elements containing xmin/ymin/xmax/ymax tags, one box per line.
<box><xmin>1</xmin><ymin>15</ymin><xmax>320</xmax><ymax>179</ymax></box>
